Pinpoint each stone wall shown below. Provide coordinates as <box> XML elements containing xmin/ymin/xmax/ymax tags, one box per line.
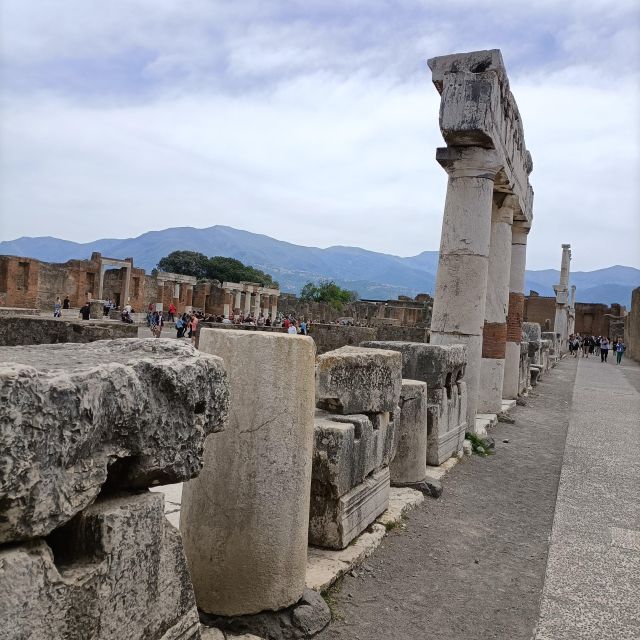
<box><xmin>0</xmin><ymin>315</ymin><xmax>138</xmax><ymax>346</ymax></box>
<box><xmin>524</xmin><ymin>292</ymin><xmax>625</xmax><ymax>337</ymax></box>
<box><xmin>625</xmin><ymin>287</ymin><xmax>640</xmax><ymax>362</ymax></box>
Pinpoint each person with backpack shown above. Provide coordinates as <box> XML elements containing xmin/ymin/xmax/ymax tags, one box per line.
<box><xmin>600</xmin><ymin>337</ymin><xmax>610</xmax><ymax>363</ymax></box>
<box><xmin>614</xmin><ymin>339</ymin><xmax>626</xmax><ymax>365</ymax></box>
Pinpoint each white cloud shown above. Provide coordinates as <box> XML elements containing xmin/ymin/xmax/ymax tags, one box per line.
<box><xmin>0</xmin><ymin>0</ymin><xmax>638</xmax><ymax>271</ymax></box>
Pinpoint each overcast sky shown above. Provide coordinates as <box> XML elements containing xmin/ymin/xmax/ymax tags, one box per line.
<box><xmin>1</xmin><ymin>0</ymin><xmax>638</xmax><ymax>270</ymax></box>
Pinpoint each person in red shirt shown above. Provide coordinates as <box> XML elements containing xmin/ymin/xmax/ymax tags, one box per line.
<box><xmin>168</xmin><ymin>303</ymin><xmax>176</xmax><ymax>322</ymax></box>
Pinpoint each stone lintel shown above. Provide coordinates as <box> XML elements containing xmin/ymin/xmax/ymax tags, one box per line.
<box><xmin>428</xmin><ymin>48</ymin><xmax>534</xmax><ymax>225</ymax></box>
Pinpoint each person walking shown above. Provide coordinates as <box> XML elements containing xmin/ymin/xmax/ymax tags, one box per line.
<box><xmin>175</xmin><ymin>315</ymin><xmax>184</xmax><ymax>338</ymax></box>
<box><xmin>582</xmin><ymin>335</ymin><xmax>590</xmax><ymax>358</ymax></box>
<box><xmin>168</xmin><ymin>303</ymin><xmax>176</xmax><ymax>322</ymax></box>
<box><xmin>63</xmin><ymin>295</ymin><xmax>70</xmax><ymax>310</ymax></box>
<box><xmin>600</xmin><ymin>337</ymin><xmax>610</xmax><ymax>363</ymax></box>
<box><xmin>614</xmin><ymin>339</ymin><xmax>626</xmax><ymax>365</ymax></box>
<box><xmin>53</xmin><ymin>296</ymin><xmax>62</xmax><ymax>318</ymax></box>
<box><xmin>79</xmin><ymin>302</ymin><xmax>90</xmax><ymax>320</ymax></box>
<box><xmin>189</xmin><ymin>314</ymin><xmax>198</xmax><ymax>339</ymax></box>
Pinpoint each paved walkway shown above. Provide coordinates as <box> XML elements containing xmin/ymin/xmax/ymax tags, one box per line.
<box><xmin>535</xmin><ymin>355</ymin><xmax>640</xmax><ymax>639</ymax></box>
<box><xmin>317</xmin><ymin>355</ymin><xmax>640</xmax><ymax>639</ymax></box>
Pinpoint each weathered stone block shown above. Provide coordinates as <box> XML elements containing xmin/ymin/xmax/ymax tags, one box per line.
<box><xmin>182</xmin><ymin>329</ymin><xmax>315</xmax><ymax>616</ymax></box>
<box><xmin>0</xmin><ymin>338</ymin><xmax>229</xmax><ymax>544</ymax></box>
<box><xmin>360</xmin><ymin>341</ymin><xmax>466</xmax><ymax>390</ymax></box>
<box><xmin>0</xmin><ymin>491</ymin><xmax>200</xmax><ymax>640</ymax></box>
<box><xmin>309</xmin><ymin>467</ymin><xmax>390</xmax><ymax>549</ymax></box>
<box><xmin>426</xmin><ymin>381</ymin><xmax>468</xmax><ymax>466</ymax></box>
<box><xmin>390</xmin><ymin>380</ymin><xmax>428</xmax><ymax>486</ymax></box>
<box><xmin>315</xmin><ymin>346</ymin><xmax>402</xmax><ymax>414</ymax></box>
<box><xmin>312</xmin><ymin>410</ymin><xmax>397</xmax><ymax>499</ymax></box>
<box><xmin>0</xmin><ymin>315</ymin><xmax>138</xmax><ymax>347</ymax></box>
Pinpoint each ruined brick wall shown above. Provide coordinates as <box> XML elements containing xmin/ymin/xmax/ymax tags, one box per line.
<box><xmin>375</xmin><ymin>325</ymin><xmax>429</xmax><ymax>343</ymax></box>
<box><xmin>309</xmin><ymin>324</ymin><xmax>377</xmax><ymax>354</ymax></box>
<box><xmin>625</xmin><ymin>288</ymin><xmax>640</xmax><ymax>362</ymax></box>
<box><xmin>523</xmin><ymin>295</ymin><xmax>555</xmax><ymax>332</ymax></box>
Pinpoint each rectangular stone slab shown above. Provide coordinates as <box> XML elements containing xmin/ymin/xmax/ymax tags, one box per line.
<box><xmin>360</xmin><ymin>341</ymin><xmax>466</xmax><ymax>390</ymax></box>
<box><xmin>0</xmin><ymin>338</ymin><xmax>229</xmax><ymax>544</ymax></box>
<box><xmin>309</xmin><ymin>467</ymin><xmax>390</xmax><ymax>550</ymax></box>
<box><xmin>426</xmin><ymin>382</ymin><xmax>468</xmax><ymax>466</ymax></box>
<box><xmin>315</xmin><ymin>346</ymin><xmax>402</xmax><ymax>414</ymax></box>
<box><xmin>0</xmin><ymin>491</ymin><xmax>200</xmax><ymax>640</ymax></box>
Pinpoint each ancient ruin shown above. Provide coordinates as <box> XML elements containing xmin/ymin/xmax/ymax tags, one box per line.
<box><xmin>427</xmin><ymin>49</ymin><xmax>534</xmax><ymax>430</ymax></box>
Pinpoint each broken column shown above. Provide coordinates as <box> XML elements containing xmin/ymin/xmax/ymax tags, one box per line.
<box><xmin>478</xmin><ymin>195</ymin><xmax>519</xmax><ymax>414</ymax></box>
<box><xmin>181</xmin><ymin>329</ymin><xmax>316</xmax><ymax>616</ymax></box>
<box><xmin>553</xmin><ymin>244</ymin><xmax>571</xmax><ymax>352</ymax></box>
<box><xmin>568</xmin><ymin>284</ymin><xmax>576</xmax><ymax>338</ymax></box>
<box><xmin>427</xmin><ymin>49</ymin><xmax>534</xmax><ymax>430</ymax></box>
<box><xmin>362</xmin><ymin>341</ymin><xmax>468</xmax><ymax>466</ymax></box>
<box><xmin>503</xmin><ymin>221</ymin><xmax>531</xmax><ymax>399</ymax></box>
<box><xmin>0</xmin><ymin>339</ymin><xmax>229</xmax><ymax>640</ymax></box>
<box><xmin>523</xmin><ymin>322</ymin><xmax>543</xmax><ymax>384</ymax></box>
<box><xmin>310</xmin><ymin>346</ymin><xmax>402</xmax><ymax>549</ymax></box>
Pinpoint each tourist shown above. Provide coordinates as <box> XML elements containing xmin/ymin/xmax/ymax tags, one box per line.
<box><xmin>614</xmin><ymin>339</ymin><xmax>626</xmax><ymax>365</ymax></box>
<box><xmin>582</xmin><ymin>335</ymin><xmax>591</xmax><ymax>357</ymax></box>
<box><xmin>168</xmin><ymin>302</ymin><xmax>176</xmax><ymax>322</ymax></box>
<box><xmin>588</xmin><ymin>336</ymin><xmax>595</xmax><ymax>356</ymax></box>
<box><xmin>594</xmin><ymin>336</ymin><xmax>601</xmax><ymax>356</ymax></box>
<box><xmin>600</xmin><ymin>336</ymin><xmax>610</xmax><ymax>363</ymax></box>
<box><xmin>222</xmin><ymin>316</ymin><xmax>232</xmax><ymax>324</ymax></box>
<box><xmin>283</xmin><ymin>317</ymin><xmax>291</xmax><ymax>330</ymax></box>
<box><xmin>175</xmin><ymin>315</ymin><xmax>185</xmax><ymax>338</ymax></box>
<box><xmin>152</xmin><ymin>311</ymin><xmax>164</xmax><ymax>338</ymax></box>
<box><xmin>300</xmin><ymin>319</ymin><xmax>308</xmax><ymax>335</ymax></box>
<box><xmin>80</xmin><ymin>302</ymin><xmax>90</xmax><ymax>320</ymax></box>
<box><xmin>53</xmin><ymin>296</ymin><xmax>62</xmax><ymax>318</ymax></box>
<box><xmin>189</xmin><ymin>314</ymin><xmax>198</xmax><ymax>339</ymax></box>
<box><xmin>287</xmin><ymin>321</ymin><xmax>298</xmax><ymax>335</ymax></box>
<box><xmin>63</xmin><ymin>295</ymin><xmax>70</xmax><ymax>310</ymax></box>
<box><xmin>571</xmin><ymin>335</ymin><xmax>580</xmax><ymax>357</ymax></box>
<box><xmin>265</xmin><ymin>315</ymin><xmax>272</xmax><ymax>327</ymax></box>
<box><xmin>568</xmin><ymin>335</ymin><xmax>575</xmax><ymax>356</ymax></box>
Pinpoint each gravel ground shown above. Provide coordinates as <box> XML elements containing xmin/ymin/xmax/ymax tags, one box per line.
<box><xmin>316</xmin><ymin>358</ymin><xmax>578</xmax><ymax>640</ymax></box>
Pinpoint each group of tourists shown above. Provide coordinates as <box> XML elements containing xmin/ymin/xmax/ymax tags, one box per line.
<box><xmin>568</xmin><ymin>333</ymin><xmax>626</xmax><ymax>364</ymax></box>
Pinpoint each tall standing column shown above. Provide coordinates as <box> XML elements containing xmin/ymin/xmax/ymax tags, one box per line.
<box><xmin>234</xmin><ymin>289</ymin><xmax>242</xmax><ymax>313</ymax></box>
<box><xmin>253</xmin><ymin>292</ymin><xmax>261</xmax><ymax>317</ymax></box>
<box><xmin>568</xmin><ymin>284</ymin><xmax>576</xmax><ymax>337</ymax></box>
<box><xmin>553</xmin><ymin>244</ymin><xmax>571</xmax><ymax>352</ymax></box>
<box><xmin>478</xmin><ymin>195</ymin><xmax>518</xmax><ymax>413</ymax></box>
<box><xmin>223</xmin><ymin>289</ymin><xmax>231</xmax><ymax>318</ymax></box>
<box><xmin>503</xmin><ymin>221</ymin><xmax>530</xmax><ymax>399</ymax></box>
<box><xmin>243</xmin><ymin>288</ymin><xmax>252</xmax><ymax>316</ymax></box>
<box><xmin>430</xmin><ymin>146</ymin><xmax>502</xmax><ymax>431</ymax></box>
<box><xmin>271</xmin><ymin>295</ymin><xmax>278</xmax><ymax>321</ymax></box>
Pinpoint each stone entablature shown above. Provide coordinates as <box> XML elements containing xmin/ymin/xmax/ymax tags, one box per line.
<box><xmin>428</xmin><ymin>49</ymin><xmax>534</xmax><ymax>225</ymax></box>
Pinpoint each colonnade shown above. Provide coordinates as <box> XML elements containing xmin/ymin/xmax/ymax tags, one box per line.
<box><xmin>427</xmin><ymin>49</ymin><xmax>535</xmax><ymax>429</ymax></box>
<box><xmin>222</xmin><ymin>281</ymin><xmax>279</xmax><ymax>319</ymax></box>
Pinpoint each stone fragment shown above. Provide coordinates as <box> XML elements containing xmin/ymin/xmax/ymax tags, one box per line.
<box><xmin>315</xmin><ymin>345</ymin><xmax>402</xmax><ymax>414</ymax></box>
<box><xmin>0</xmin><ymin>491</ymin><xmax>200</xmax><ymax>640</ymax></box>
<box><xmin>0</xmin><ymin>338</ymin><xmax>229</xmax><ymax>544</ymax></box>
<box><xmin>200</xmin><ymin>589</ymin><xmax>330</xmax><ymax>640</ymax></box>
<box><xmin>390</xmin><ymin>380</ymin><xmax>428</xmax><ymax>486</ymax></box>
<box><xmin>361</xmin><ymin>341</ymin><xmax>466</xmax><ymax>389</ymax></box>
<box><xmin>182</xmin><ymin>329</ymin><xmax>315</xmax><ymax>616</ymax></box>
<box><xmin>0</xmin><ymin>315</ymin><xmax>138</xmax><ymax>346</ymax></box>
<box><xmin>462</xmin><ymin>439</ymin><xmax>473</xmax><ymax>456</ymax></box>
<box><xmin>309</xmin><ymin>467</ymin><xmax>390</xmax><ymax>550</ymax></box>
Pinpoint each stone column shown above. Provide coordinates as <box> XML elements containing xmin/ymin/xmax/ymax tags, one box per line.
<box><xmin>223</xmin><ymin>289</ymin><xmax>230</xmax><ymax>318</ymax></box>
<box><xmin>243</xmin><ymin>288</ymin><xmax>252</xmax><ymax>315</ymax></box>
<box><xmin>253</xmin><ymin>292</ymin><xmax>261</xmax><ymax>317</ymax></box>
<box><xmin>181</xmin><ymin>329</ymin><xmax>315</xmax><ymax>616</ymax></box>
<box><xmin>568</xmin><ymin>284</ymin><xmax>576</xmax><ymax>337</ymax></box>
<box><xmin>478</xmin><ymin>196</ymin><xmax>517</xmax><ymax>414</ymax></box>
<box><xmin>234</xmin><ymin>289</ymin><xmax>242</xmax><ymax>312</ymax></box>
<box><xmin>271</xmin><ymin>295</ymin><xmax>278</xmax><ymax>321</ymax></box>
<box><xmin>503</xmin><ymin>221</ymin><xmax>530</xmax><ymax>399</ymax></box>
<box><xmin>122</xmin><ymin>265</ymin><xmax>131</xmax><ymax>306</ymax></box>
<box><xmin>553</xmin><ymin>244</ymin><xmax>571</xmax><ymax>352</ymax></box>
<box><xmin>429</xmin><ymin>146</ymin><xmax>502</xmax><ymax>430</ymax></box>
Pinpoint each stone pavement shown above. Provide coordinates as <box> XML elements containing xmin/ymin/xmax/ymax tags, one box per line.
<box><xmin>535</xmin><ymin>355</ymin><xmax>640</xmax><ymax>639</ymax></box>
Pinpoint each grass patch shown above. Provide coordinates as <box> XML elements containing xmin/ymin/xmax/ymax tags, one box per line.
<box><xmin>465</xmin><ymin>431</ymin><xmax>494</xmax><ymax>456</ymax></box>
<box><xmin>384</xmin><ymin>515</ymin><xmax>406</xmax><ymax>532</ymax></box>
<box><xmin>321</xmin><ymin>581</ymin><xmax>345</xmax><ymax>621</ymax></box>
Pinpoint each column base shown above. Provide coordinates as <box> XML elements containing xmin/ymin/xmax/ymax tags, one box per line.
<box><xmin>477</xmin><ymin>357</ymin><xmax>505</xmax><ymax>414</ymax></box>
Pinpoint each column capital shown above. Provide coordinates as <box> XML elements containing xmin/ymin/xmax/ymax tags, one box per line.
<box><xmin>436</xmin><ymin>146</ymin><xmax>502</xmax><ymax>179</ymax></box>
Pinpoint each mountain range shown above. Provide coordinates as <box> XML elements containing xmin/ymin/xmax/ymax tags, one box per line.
<box><xmin>1</xmin><ymin>225</ymin><xmax>638</xmax><ymax>306</ymax></box>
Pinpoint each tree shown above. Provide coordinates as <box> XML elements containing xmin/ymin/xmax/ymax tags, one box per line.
<box><xmin>299</xmin><ymin>280</ymin><xmax>358</xmax><ymax>310</ymax></box>
<box><xmin>157</xmin><ymin>251</ymin><xmax>209</xmax><ymax>280</ymax></box>
<box><xmin>157</xmin><ymin>251</ymin><xmax>278</xmax><ymax>288</ymax></box>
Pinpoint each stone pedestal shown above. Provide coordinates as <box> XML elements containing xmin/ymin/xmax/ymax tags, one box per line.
<box><xmin>503</xmin><ymin>222</ymin><xmax>530</xmax><ymax>399</ymax></box>
<box><xmin>361</xmin><ymin>341</ymin><xmax>468</xmax><ymax>465</ymax></box>
<box><xmin>429</xmin><ymin>146</ymin><xmax>502</xmax><ymax>430</ymax></box>
<box><xmin>390</xmin><ymin>380</ymin><xmax>428</xmax><ymax>486</ymax></box>
<box><xmin>181</xmin><ymin>329</ymin><xmax>316</xmax><ymax>616</ymax></box>
<box><xmin>478</xmin><ymin>196</ymin><xmax>516</xmax><ymax>413</ymax></box>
